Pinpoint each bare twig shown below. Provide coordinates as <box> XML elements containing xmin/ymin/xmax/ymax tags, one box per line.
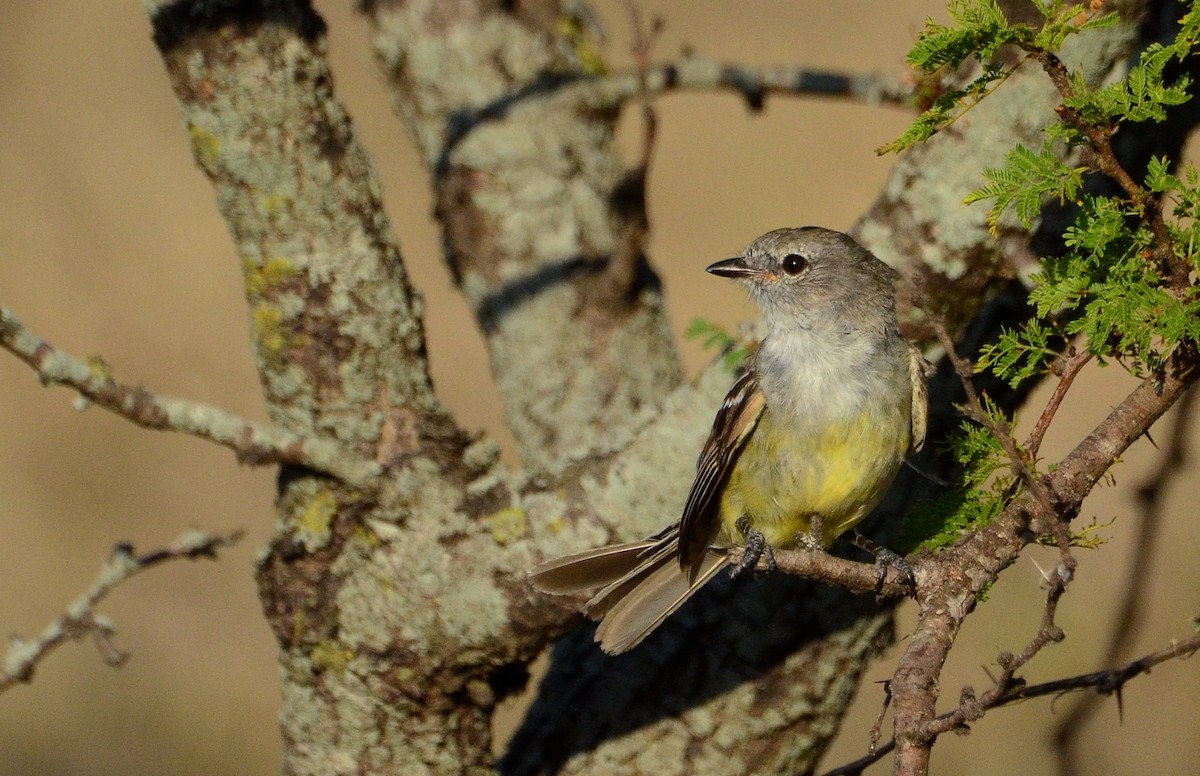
<box><xmin>1025</xmin><ymin>346</ymin><xmax>1094</xmax><ymax>458</ymax></box>
<box><xmin>1</xmin><ymin>529</ymin><xmax>244</xmax><ymax>693</ymax></box>
<box><xmin>622</xmin><ymin>0</ymin><xmax>663</xmax><ymax>171</ymax></box>
<box><xmin>923</xmin><ymin>558</ymin><xmax>1073</xmax><ymax>738</ymax></box>
<box><xmin>598</xmin><ymin>1</ymin><xmax>663</xmax><ymax>301</ymax></box>
<box><xmin>0</xmin><ymin>306</ymin><xmax>381</xmax><ymax>487</ymax></box>
<box><xmin>569</xmin><ymin>55</ymin><xmax>913</xmax><ymax>112</ymax></box>
<box><xmin>1051</xmin><ymin>385</ymin><xmax>1198</xmax><ymax>775</ymax></box>
<box><xmin>824</xmin><ymin>627</ymin><xmax>1200</xmax><ymax>776</ymax></box>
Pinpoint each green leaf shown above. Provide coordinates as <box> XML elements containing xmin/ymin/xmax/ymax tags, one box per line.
<box><xmin>965</xmin><ymin>142</ymin><xmax>1085</xmax><ymax>230</ymax></box>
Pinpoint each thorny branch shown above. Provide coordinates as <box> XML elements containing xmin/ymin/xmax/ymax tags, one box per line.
<box><xmin>888</xmin><ymin>340</ymin><xmax>1198</xmax><ymax>772</ymax></box>
<box><xmin>1051</xmin><ymin>385</ymin><xmax>1199</xmax><ymax>775</ymax></box>
<box><xmin>0</xmin><ymin>529</ymin><xmax>244</xmax><ymax>693</ymax></box>
<box><xmin>0</xmin><ymin>306</ymin><xmax>381</xmax><ymax>487</ymax></box>
<box><xmin>821</xmin><ymin>626</ymin><xmax>1200</xmax><ymax>776</ymax></box>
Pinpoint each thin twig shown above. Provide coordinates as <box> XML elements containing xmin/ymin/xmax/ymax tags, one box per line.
<box><xmin>923</xmin><ymin>557</ymin><xmax>1073</xmax><ymax>738</ymax></box>
<box><xmin>1</xmin><ymin>529</ymin><xmax>244</xmax><ymax>693</ymax></box>
<box><xmin>822</xmin><ymin>627</ymin><xmax>1200</xmax><ymax>776</ymax></box>
<box><xmin>0</xmin><ymin>305</ymin><xmax>381</xmax><ymax>487</ymax></box>
<box><xmin>932</xmin><ymin>320</ymin><xmax>1056</xmax><ymax>514</ymax></box>
<box><xmin>1051</xmin><ymin>385</ymin><xmax>1198</xmax><ymax>775</ymax></box>
<box><xmin>622</xmin><ymin>0</ymin><xmax>662</xmax><ymax>171</ymax></box>
<box><xmin>1025</xmin><ymin>346</ymin><xmax>1094</xmax><ymax>458</ymax></box>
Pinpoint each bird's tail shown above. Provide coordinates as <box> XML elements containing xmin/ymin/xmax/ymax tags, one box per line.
<box><xmin>529</xmin><ymin>529</ymin><xmax>728</xmax><ymax>654</ymax></box>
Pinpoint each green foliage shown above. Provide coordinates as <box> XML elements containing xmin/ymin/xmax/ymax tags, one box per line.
<box><xmin>906</xmin><ymin>0</ymin><xmax>1020</xmax><ymax>71</ymax></box>
<box><xmin>878</xmin><ymin>63</ymin><xmax>1011</xmax><ymax>155</ymax></box>
<box><xmin>976</xmin><ymin>320</ymin><xmax>1058</xmax><ymax>388</ymax></box>
<box><xmin>891</xmin><ymin>1</ymin><xmax>1200</xmax><ymax>551</ymax></box>
<box><xmin>900</xmin><ymin>412</ymin><xmax>1014</xmax><ymax>552</ymax></box>
<box><xmin>882</xmin><ymin>1</ymin><xmax>1119</xmax><ymax>154</ymax></box>
<box><xmin>965</xmin><ymin>141</ymin><xmax>1086</xmax><ymax>231</ymax></box>
<box><xmin>685</xmin><ymin>318</ymin><xmax>751</xmax><ymax>372</ymax></box>
<box><xmin>1066</xmin><ymin>44</ymin><xmax>1192</xmax><ymax>124</ymax></box>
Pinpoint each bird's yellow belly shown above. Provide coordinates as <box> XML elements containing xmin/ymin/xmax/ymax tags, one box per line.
<box><xmin>719</xmin><ymin>405</ymin><xmax>909</xmax><ymax>548</ymax></box>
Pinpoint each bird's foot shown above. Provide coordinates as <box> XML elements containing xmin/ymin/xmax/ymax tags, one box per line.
<box><xmin>731</xmin><ymin>517</ymin><xmax>776</xmax><ymax>579</ymax></box>
<box><xmin>852</xmin><ymin>531</ymin><xmax>916</xmax><ymax>595</ymax></box>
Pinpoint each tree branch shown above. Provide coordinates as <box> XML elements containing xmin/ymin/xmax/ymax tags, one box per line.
<box><xmin>890</xmin><ymin>346</ymin><xmax>1199</xmax><ymax>773</ymax></box>
<box><xmin>1051</xmin><ymin>384</ymin><xmax>1199</xmax><ymax>775</ymax></box>
<box><xmin>822</xmin><ymin>626</ymin><xmax>1200</xmax><ymax>776</ymax></box>
<box><xmin>569</xmin><ymin>55</ymin><xmax>913</xmax><ymax>112</ymax></box>
<box><xmin>1</xmin><ymin>529</ymin><xmax>244</xmax><ymax>694</ymax></box>
<box><xmin>0</xmin><ymin>306</ymin><xmax>382</xmax><ymax>487</ymax></box>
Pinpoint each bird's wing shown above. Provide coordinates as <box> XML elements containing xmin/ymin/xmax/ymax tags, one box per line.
<box><xmin>908</xmin><ymin>343</ymin><xmax>931</xmax><ymax>454</ymax></box>
<box><xmin>677</xmin><ymin>367</ymin><xmax>765</xmax><ymax>572</ymax></box>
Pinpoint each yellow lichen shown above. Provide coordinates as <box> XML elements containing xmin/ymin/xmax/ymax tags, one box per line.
<box><xmin>297</xmin><ymin>488</ymin><xmax>337</xmax><ymax>542</ymax></box>
<box><xmin>244</xmin><ymin>256</ymin><xmax>297</xmax><ymax>299</ymax></box>
<box><xmin>350</xmin><ymin>524</ymin><xmax>382</xmax><ymax>550</ymax></box>
<box><xmin>253</xmin><ymin>302</ymin><xmax>286</xmax><ymax>355</ymax></box>
<box><xmin>260</xmin><ymin>192</ymin><xmax>291</xmax><ymax>216</ymax></box>
<box><xmin>310</xmin><ymin>641</ymin><xmax>354</xmax><ymax>675</ymax></box>
<box><xmin>85</xmin><ymin>355</ymin><xmax>113</xmax><ymax>382</ymax></box>
<box><xmin>187</xmin><ymin>124</ymin><xmax>222</xmax><ymax>167</ymax></box>
<box><xmin>484</xmin><ymin>507</ymin><xmax>528</xmax><ymax>545</ymax></box>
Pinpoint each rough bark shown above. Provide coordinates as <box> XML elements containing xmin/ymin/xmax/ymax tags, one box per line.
<box><xmin>136</xmin><ymin>1</ymin><xmax>1196</xmax><ymax>775</ymax></box>
<box><xmin>362</xmin><ymin>0</ymin><xmax>683</xmax><ymax>473</ymax></box>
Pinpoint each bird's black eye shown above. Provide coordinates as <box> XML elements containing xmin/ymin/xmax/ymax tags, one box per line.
<box><xmin>781</xmin><ymin>253</ymin><xmax>808</xmax><ymax>275</ymax></box>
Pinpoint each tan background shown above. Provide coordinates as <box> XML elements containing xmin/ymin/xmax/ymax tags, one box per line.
<box><xmin>1</xmin><ymin>2</ymin><xmax>1196</xmax><ymax>774</ymax></box>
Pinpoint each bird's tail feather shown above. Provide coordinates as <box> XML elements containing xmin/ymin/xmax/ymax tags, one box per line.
<box><xmin>593</xmin><ymin>549</ymin><xmax>728</xmax><ymax>654</ymax></box>
<box><xmin>529</xmin><ymin>526</ymin><xmax>729</xmax><ymax>654</ymax></box>
<box><xmin>528</xmin><ymin>542</ymin><xmax>657</xmax><ymax>595</ymax></box>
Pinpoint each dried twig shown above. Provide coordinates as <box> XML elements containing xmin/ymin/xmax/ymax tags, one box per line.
<box><xmin>1025</xmin><ymin>347</ymin><xmax>1094</xmax><ymax>458</ymax></box>
<box><xmin>1051</xmin><ymin>385</ymin><xmax>1198</xmax><ymax>775</ymax></box>
<box><xmin>1</xmin><ymin>529</ymin><xmax>244</xmax><ymax>693</ymax></box>
<box><xmin>0</xmin><ymin>305</ymin><xmax>380</xmax><ymax>487</ymax></box>
<box><xmin>823</xmin><ymin>627</ymin><xmax>1200</xmax><ymax>776</ymax></box>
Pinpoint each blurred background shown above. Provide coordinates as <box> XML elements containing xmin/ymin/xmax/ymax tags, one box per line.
<box><xmin>1</xmin><ymin>2</ymin><xmax>1196</xmax><ymax>774</ymax></box>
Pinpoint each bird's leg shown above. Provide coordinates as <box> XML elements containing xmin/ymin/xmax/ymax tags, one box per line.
<box><xmin>796</xmin><ymin>514</ymin><xmax>825</xmax><ymax>551</ymax></box>
<box><xmin>730</xmin><ymin>516</ymin><xmax>775</xmax><ymax>578</ymax></box>
<box><xmin>852</xmin><ymin>532</ymin><xmax>916</xmax><ymax>595</ymax></box>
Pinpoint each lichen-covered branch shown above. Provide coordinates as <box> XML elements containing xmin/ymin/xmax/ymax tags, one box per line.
<box><xmin>0</xmin><ymin>305</ymin><xmax>381</xmax><ymax>486</ymax></box>
<box><xmin>149</xmin><ymin>0</ymin><xmax>439</xmax><ymax>450</ymax></box>
<box><xmin>1</xmin><ymin>529</ymin><xmax>243</xmax><ymax>694</ymax></box>
<box><xmin>569</xmin><ymin>55</ymin><xmax>913</xmax><ymax>112</ymax></box>
<box><xmin>363</xmin><ymin>0</ymin><xmax>682</xmax><ymax>473</ymax></box>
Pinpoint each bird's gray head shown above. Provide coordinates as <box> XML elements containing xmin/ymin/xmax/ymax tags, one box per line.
<box><xmin>706</xmin><ymin>226</ymin><xmax>899</xmax><ymax>334</ymax></box>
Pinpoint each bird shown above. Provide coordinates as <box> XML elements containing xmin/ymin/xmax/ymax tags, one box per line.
<box><xmin>529</xmin><ymin>226</ymin><xmax>928</xmax><ymax>654</ymax></box>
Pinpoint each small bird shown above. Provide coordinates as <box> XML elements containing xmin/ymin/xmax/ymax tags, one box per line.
<box><xmin>530</xmin><ymin>227</ymin><xmax>928</xmax><ymax>654</ymax></box>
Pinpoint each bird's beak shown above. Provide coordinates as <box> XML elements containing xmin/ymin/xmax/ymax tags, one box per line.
<box><xmin>705</xmin><ymin>256</ymin><xmax>760</xmax><ymax>279</ymax></box>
